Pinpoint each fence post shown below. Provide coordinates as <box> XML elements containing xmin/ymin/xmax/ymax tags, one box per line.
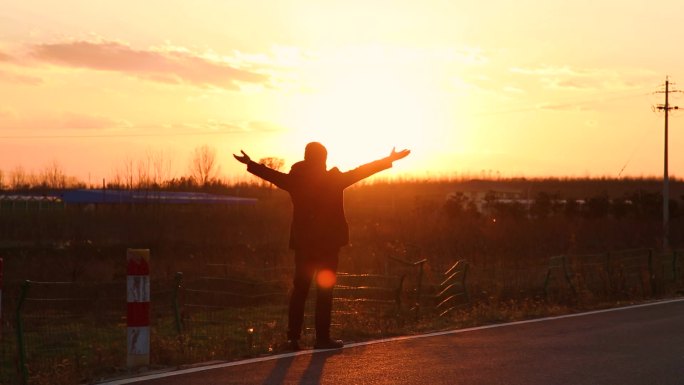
<box><xmin>126</xmin><ymin>249</ymin><xmax>151</xmax><ymax>369</ymax></box>
<box><xmin>16</xmin><ymin>280</ymin><xmax>30</xmax><ymax>385</ymax></box>
<box><xmin>543</xmin><ymin>260</ymin><xmax>553</xmax><ymax>298</ymax></box>
<box><xmin>647</xmin><ymin>249</ymin><xmax>655</xmax><ymax>296</ymax></box>
<box><xmin>387</xmin><ymin>254</ymin><xmax>428</xmax><ymax>320</ymax></box>
<box><xmin>173</xmin><ymin>272</ymin><xmax>183</xmax><ymax>335</ymax></box>
<box><xmin>673</xmin><ymin>250</ymin><xmax>679</xmax><ymax>282</ymax></box>
<box><xmin>605</xmin><ymin>251</ymin><xmax>612</xmax><ymax>280</ymax></box>
<box><xmin>415</xmin><ymin>260</ymin><xmax>425</xmax><ymax>321</ymax></box>
<box><xmin>561</xmin><ymin>255</ymin><xmax>576</xmax><ymax>296</ymax></box>
<box><xmin>544</xmin><ymin>255</ymin><xmax>565</xmax><ymax>299</ymax></box>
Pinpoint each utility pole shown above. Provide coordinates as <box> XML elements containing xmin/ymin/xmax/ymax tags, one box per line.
<box><xmin>656</xmin><ymin>77</ymin><xmax>679</xmax><ymax>251</ymax></box>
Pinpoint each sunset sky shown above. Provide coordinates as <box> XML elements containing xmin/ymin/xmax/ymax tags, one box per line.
<box><xmin>2</xmin><ymin>1</ymin><xmax>684</xmax><ymax>185</ymax></box>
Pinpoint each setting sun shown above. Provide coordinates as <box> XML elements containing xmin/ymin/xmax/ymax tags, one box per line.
<box><xmin>276</xmin><ymin>45</ymin><xmax>472</xmax><ymax>172</ymax></box>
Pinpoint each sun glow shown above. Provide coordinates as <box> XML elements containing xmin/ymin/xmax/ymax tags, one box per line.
<box><xmin>281</xmin><ymin>46</ymin><xmax>453</xmax><ymax>171</ymax></box>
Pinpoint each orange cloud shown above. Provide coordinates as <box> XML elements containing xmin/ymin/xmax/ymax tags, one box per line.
<box><xmin>31</xmin><ymin>40</ymin><xmax>269</xmax><ymax>90</ymax></box>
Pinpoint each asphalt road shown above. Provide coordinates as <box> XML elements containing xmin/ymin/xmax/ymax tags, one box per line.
<box><xmin>108</xmin><ymin>299</ymin><xmax>684</xmax><ymax>385</ymax></box>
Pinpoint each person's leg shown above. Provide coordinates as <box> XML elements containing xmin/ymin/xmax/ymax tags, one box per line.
<box><xmin>287</xmin><ymin>250</ymin><xmax>315</xmax><ymax>342</ymax></box>
<box><xmin>314</xmin><ymin>248</ymin><xmax>339</xmax><ymax>343</ymax></box>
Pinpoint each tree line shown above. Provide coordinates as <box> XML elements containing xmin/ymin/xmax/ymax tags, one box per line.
<box><xmin>0</xmin><ymin>145</ymin><xmax>285</xmax><ymax>192</ymax></box>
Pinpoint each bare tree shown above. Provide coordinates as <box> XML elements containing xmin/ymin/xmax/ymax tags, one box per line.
<box><xmin>10</xmin><ymin>166</ymin><xmax>29</xmax><ymax>190</ymax></box>
<box><xmin>111</xmin><ymin>150</ymin><xmax>174</xmax><ymax>189</ymax></box>
<box><xmin>108</xmin><ymin>167</ymin><xmax>123</xmax><ymax>189</ymax></box>
<box><xmin>136</xmin><ymin>153</ymin><xmax>153</xmax><ymax>189</ymax></box>
<box><xmin>258</xmin><ymin>157</ymin><xmax>285</xmax><ymax>188</ymax></box>
<box><xmin>189</xmin><ymin>145</ymin><xmax>219</xmax><ymax>186</ymax></box>
<box><xmin>40</xmin><ymin>160</ymin><xmax>67</xmax><ymax>188</ymax></box>
<box><xmin>151</xmin><ymin>149</ymin><xmax>174</xmax><ymax>187</ymax></box>
<box><xmin>259</xmin><ymin>157</ymin><xmax>285</xmax><ymax>172</ymax></box>
<box><xmin>110</xmin><ymin>157</ymin><xmax>133</xmax><ymax>189</ymax></box>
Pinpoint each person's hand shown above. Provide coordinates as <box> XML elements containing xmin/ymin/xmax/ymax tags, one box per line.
<box><xmin>233</xmin><ymin>150</ymin><xmax>252</xmax><ymax>165</ymax></box>
<box><xmin>388</xmin><ymin>147</ymin><xmax>410</xmax><ymax>162</ymax></box>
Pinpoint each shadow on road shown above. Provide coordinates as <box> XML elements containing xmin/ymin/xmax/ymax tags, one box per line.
<box><xmin>261</xmin><ymin>349</ymin><xmax>343</xmax><ymax>385</ymax></box>
<box><xmin>261</xmin><ymin>355</ymin><xmax>295</xmax><ymax>385</ymax></box>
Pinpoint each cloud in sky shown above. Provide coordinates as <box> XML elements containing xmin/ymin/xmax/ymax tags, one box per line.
<box><xmin>246</xmin><ymin>120</ymin><xmax>286</xmax><ymax>132</ymax></box>
<box><xmin>95</xmin><ymin>119</ymin><xmax>285</xmax><ymax>139</ymax></box>
<box><xmin>510</xmin><ymin>65</ymin><xmax>655</xmax><ymax>91</ymax></box>
<box><xmin>0</xmin><ymin>51</ymin><xmax>12</xmax><ymax>62</ymax></box>
<box><xmin>535</xmin><ymin>101</ymin><xmax>591</xmax><ymax>112</ymax></box>
<box><xmin>0</xmin><ymin>69</ymin><xmax>42</xmax><ymax>85</ymax></box>
<box><xmin>0</xmin><ymin>111</ymin><xmax>131</xmax><ymax>131</ymax></box>
<box><xmin>59</xmin><ymin>112</ymin><xmax>132</xmax><ymax>130</ymax></box>
<box><xmin>30</xmin><ymin>40</ymin><xmax>270</xmax><ymax>90</ymax></box>
<box><xmin>176</xmin><ymin>119</ymin><xmax>285</xmax><ymax>134</ymax></box>
<box><xmin>0</xmin><ymin>106</ymin><xmax>16</xmax><ymax>118</ymax></box>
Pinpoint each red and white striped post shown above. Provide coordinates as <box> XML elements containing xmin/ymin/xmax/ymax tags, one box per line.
<box><xmin>126</xmin><ymin>249</ymin><xmax>150</xmax><ymax>368</ymax></box>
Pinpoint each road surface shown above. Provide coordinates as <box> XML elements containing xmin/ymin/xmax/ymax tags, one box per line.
<box><xmin>104</xmin><ymin>298</ymin><xmax>684</xmax><ymax>385</ymax></box>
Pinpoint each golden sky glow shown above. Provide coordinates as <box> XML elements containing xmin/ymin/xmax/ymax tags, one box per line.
<box><xmin>2</xmin><ymin>1</ymin><xmax>684</xmax><ymax>183</ymax></box>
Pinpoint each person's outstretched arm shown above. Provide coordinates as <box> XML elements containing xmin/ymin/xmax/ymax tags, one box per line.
<box><xmin>234</xmin><ymin>150</ymin><xmax>291</xmax><ymax>190</ymax></box>
<box><xmin>340</xmin><ymin>147</ymin><xmax>410</xmax><ymax>187</ymax></box>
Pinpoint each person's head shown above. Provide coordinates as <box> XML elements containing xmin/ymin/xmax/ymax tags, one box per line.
<box><xmin>304</xmin><ymin>142</ymin><xmax>327</xmax><ymax>169</ymax></box>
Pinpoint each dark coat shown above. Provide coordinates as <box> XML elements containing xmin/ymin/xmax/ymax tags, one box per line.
<box><xmin>247</xmin><ymin>157</ymin><xmax>393</xmax><ymax>250</ymax></box>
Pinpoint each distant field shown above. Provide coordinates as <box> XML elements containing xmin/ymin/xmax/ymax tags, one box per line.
<box><xmin>1</xmin><ymin>177</ymin><xmax>683</xmax><ymax>283</ymax></box>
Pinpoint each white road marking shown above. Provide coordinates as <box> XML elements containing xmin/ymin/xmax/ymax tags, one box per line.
<box><xmin>98</xmin><ymin>297</ymin><xmax>684</xmax><ymax>384</ymax></box>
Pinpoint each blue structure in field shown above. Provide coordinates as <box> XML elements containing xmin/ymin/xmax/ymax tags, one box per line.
<box><xmin>59</xmin><ymin>189</ymin><xmax>257</xmax><ymax>205</ymax></box>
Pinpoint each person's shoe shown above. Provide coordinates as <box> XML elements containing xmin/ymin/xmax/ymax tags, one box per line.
<box><xmin>286</xmin><ymin>339</ymin><xmax>301</xmax><ymax>351</ymax></box>
<box><xmin>314</xmin><ymin>338</ymin><xmax>344</xmax><ymax>349</ymax></box>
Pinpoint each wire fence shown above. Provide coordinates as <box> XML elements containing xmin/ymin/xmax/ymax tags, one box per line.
<box><xmin>543</xmin><ymin>248</ymin><xmax>683</xmax><ymax>301</ymax></box>
<box><xmin>174</xmin><ymin>268</ymin><xmax>291</xmax><ymax>363</ymax></box>
<box><xmin>2</xmin><ymin>280</ymin><xmax>126</xmax><ymax>385</ymax></box>
<box><xmin>0</xmin><ymin>248</ymin><xmax>682</xmax><ymax>385</ymax></box>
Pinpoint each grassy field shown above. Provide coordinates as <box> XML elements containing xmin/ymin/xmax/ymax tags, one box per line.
<box><xmin>1</xmin><ymin>177</ymin><xmax>683</xmax><ymax>384</ymax></box>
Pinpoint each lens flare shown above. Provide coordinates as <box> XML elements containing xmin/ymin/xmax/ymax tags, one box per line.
<box><xmin>316</xmin><ymin>269</ymin><xmax>337</xmax><ymax>289</ymax></box>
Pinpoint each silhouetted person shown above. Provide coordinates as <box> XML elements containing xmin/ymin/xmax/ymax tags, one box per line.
<box><xmin>234</xmin><ymin>142</ymin><xmax>410</xmax><ymax>350</ymax></box>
